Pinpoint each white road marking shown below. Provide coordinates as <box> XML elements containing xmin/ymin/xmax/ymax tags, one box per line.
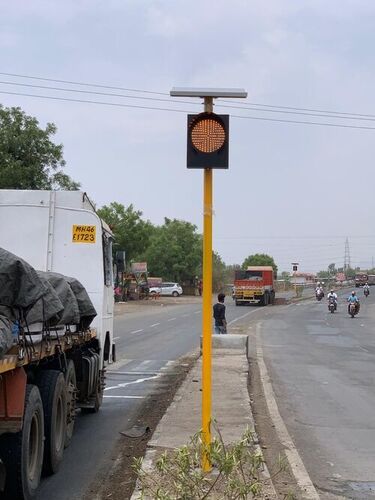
<box><xmin>104</xmin><ymin>395</ymin><xmax>145</xmax><ymax>399</ymax></box>
<box><xmin>105</xmin><ymin>374</ymin><xmax>160</xmax><ymax>391</ymax></box>
<box><xmin>107</xmin><ymin>371</ymin><xmax>159</xmax><ymax>376</ymax></box>
<box><xmin>194</xmin><ymin>310</ymin><xmax>201</xmax><ymax>314</ymax></box>
<box><xmin>181</xmin><ymin>314</ymin><xmax>188</xmax><ymax>317</ymax></box>
<box><xmin>255</xmin><ymin>322</ymin><xmax>319</xmax><ymax>499</ymax></box>
<box><xmin>228</xmin><ymin>309</ymin><xmax>260</xmax><ymax>325</ymax></box>
<box><xmin>167</xmin><ymin>318</ymin><xmax>176</xmax><ymax>321</ymax></box>
<box><xmin>113</xmin><ymin>336</ymin><xmax>120</xmax><ymax>340</ymax></box>
<box><xmin>131</xmin><ymin>329</ymin><xmax>144</xmax><ymax>334</ymax></box>
<box><xmin>150</xmin><ymin>323</ymin><xmax>160</xmax><ymax>327</ymax></box>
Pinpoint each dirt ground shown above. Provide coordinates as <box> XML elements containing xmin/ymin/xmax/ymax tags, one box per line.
<box><xmin>248</xmin><ymin>351</ymin><xmax>300</xmax><ymax>499</ymax></box>
<box><xmin>84</xmin><ymin>354</ymin><xmax>198</xmax><ymax>500</ymax></box>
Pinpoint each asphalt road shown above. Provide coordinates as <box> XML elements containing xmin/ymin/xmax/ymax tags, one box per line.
<box><xmin>36</xmin><ymin>295</ymin><xmax>260</xmax><ymax>500</ymax></box>
<box><xmin>259</xmin><ymin>289</ymin><xmax>375</xmax><ymax>499</ymax></box>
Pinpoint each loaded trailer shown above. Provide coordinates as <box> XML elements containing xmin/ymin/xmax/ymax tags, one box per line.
<box><xmin>0</xmin><ymin>190</ymin><xmax>115</xmax><ymax>499</ymax></box>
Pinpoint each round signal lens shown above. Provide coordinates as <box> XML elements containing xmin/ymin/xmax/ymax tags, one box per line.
<box><xmin>190</xmin><ymin>116</ymin><xmax>226</xmax><ymax>153</ymax></box>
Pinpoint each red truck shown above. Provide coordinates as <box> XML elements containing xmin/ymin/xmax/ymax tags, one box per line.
<box><xmin>234</xmin><ymin>266</ymin><xmax>275</xmax><ymax>306</ymax></box>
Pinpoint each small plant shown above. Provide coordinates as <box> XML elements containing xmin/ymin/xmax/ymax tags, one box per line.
<box><xmin>133</xmin><ymin>425</ymin><xmax>286</xmax><ymax>499</ymax></box>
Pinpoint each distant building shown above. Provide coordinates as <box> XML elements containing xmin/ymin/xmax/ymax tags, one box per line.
<box><xmin>290</xmin><ymin>272</ymin><xmax>316</xmax><ymax>285</ymax></box>
<box><xmin>335</xmin><ymin>272</ymin><xmax>346</xmax><ymax>283</ymax></box>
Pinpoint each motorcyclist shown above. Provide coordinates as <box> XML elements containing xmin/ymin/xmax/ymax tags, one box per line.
<box><xmin>315</xmin><ymin>282</ymin><xmax>324</xmax><ymax>298</ymax></box>
<box><xmin>327</xmin><ymin>289</ymin><xmax>338</xmax><ymax>310</ymax></box>
<box><xmin>347</xmin><ymin>290</ymin><xmax>360</xmax><ymax>314</ymax></box>
<box><xmin>364</xmin><ymin>283</ymin><xmax>370</xmax><ymax>295</ymax></box>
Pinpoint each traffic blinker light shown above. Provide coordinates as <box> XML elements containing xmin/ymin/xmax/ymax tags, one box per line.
<box><xmin>187</xmin><ymin>112</ymin><xmax>229</xmax><ymax>169</ymax></box>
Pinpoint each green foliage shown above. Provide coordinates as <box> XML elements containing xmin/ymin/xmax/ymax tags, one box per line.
<box><xmin>212</xmin><ymin>252</ymin><xmax>226</xmax><ymax>292</ymax></box>
<box><xmin>327</xmin><ymin>263</ymin><xmax>336</xmax><ymax>275</ymax></box>
<box><xmin>0</xmin><ymin>105</ymin><xmax>80</xmax><ymax>190</ymax></box>
<box><xmin>279</xmin><ymin>271</ymin><xmax>291</xmax><ymax>282</ymax></box>
<box><xmin>144</xmin><ymin>218</ymin><xmax>202</xmax><ymax>282</ymax></box>
<box><xmin>242</xmin><ymin>253</ymin><xmax>278</xmax><ymax>275</ymax></box>
<box><xmin>97</xmin><ymin>202</ymin><xmax>154</xmax><ymax>264</ymax></box>
<box><xmin>133</xmin><ymin>426</ymin><xmax>289</xmax><ymax>499</ymax></box>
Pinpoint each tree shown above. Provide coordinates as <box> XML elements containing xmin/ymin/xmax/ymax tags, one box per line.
<box><xmin>97</xmin><ymin>202</ymin><xmax>154</xmax><ymax>264</ymax></box>
<box><xmin>328</xmin><ymin>263</ymin><xmax>337</xmax><ymax>276</ymax></box>
<box><xmin>212</xmin><ymin>252</ymin><xmax>226</xmax><ymax>292</ymax></box>
<box><xmin>0</xmin><ymin>105</ymin><xmax>80</xmax><ymax>190</ymax></box>
<box><xmin>144</xmin><ymin>218</ymin><xmax>202</xmax><ymax>283</ymax></box>
<box><xmin>242</xmin><ymin>253</ymin><xmax>278</xmax><ymax>275</ymax></box>
<box><xmin>280</xmin><ymin>271</ymin><xmax>291</xmax><ymax>282</ymax></box>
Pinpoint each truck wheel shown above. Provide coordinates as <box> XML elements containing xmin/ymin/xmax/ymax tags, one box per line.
<box><xmin>235</xmin><ymin>300</ymin><xmax>240</xmax><ymax>306</ymax></box>
<box><xmin>64</xmin><ymin>361</ymin><xmax>77</xmax><ymax>448</ymax></box>
<box><xmin>0</xmin><ymin>384</ymin><xmax>44</xmax><ymax>500</ymax></box>
<box><xmin>37</xmin><ymin>371</ymin><xmax>67</xmax><ymax>475</ymax></box>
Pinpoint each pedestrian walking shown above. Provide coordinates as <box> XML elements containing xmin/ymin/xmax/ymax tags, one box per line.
<box><xmin>213</xmin><ymin>293</ymin><xmax>227</xmax><ymax>334</ymax></box>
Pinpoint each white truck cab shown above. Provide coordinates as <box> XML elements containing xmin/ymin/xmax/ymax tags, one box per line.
<box><xmin>0</xmin><ymin>190</ymin><xmax>115</xmax><ymax>364</ymax></box>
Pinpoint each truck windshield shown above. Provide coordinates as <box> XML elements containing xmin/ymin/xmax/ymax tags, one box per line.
<box><xmin>235</xmin><ymin>270</ymin><xmax>263</xmax><ymax>280</ymax></box>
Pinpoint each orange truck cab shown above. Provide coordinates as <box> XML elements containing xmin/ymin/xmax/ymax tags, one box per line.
<box><xmin>234</xmin><ymin>266</ymin><xmax>275</xmax><ymax>306</ymax></box>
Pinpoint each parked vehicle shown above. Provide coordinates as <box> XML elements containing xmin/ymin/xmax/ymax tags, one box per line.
<box><xmin>234</xmin><ymin>267</ymin><xmax>275</xmax><ymax>306</ymax></box>
<box><xmin>161</xmin><ymin>283</ymin><xmax>183</xmax><ymax>296</ymax></box>
<box><xmin>0</xmin><ymin>190</ymin><xmax>114</xmax><ymax>499</ymax></box>
<box><xmin>149</xmin><ymin>283</ymin><xmax>183</xmax><ymax>296</ymax></box>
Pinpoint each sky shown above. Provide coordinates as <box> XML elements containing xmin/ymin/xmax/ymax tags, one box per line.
<box><xmin>1</xmin><ymin>0</ymin><xmax>375</xmax><ymax>272</ymax></box>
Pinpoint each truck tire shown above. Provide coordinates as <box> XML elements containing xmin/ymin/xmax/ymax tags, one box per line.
<box><xmin>64</xmin><ymin>360</ymin><xmax>77</xmax><ymax>448</ymax></box>
<box><xmin>37</xmin><ymin>371</ymin><xmax>67</xmax><ymax>475</ymax></box>
<box><xmin>0</xmin><ymin>384</ymin><xmax>44</xmax><ymax>500</ymax></box>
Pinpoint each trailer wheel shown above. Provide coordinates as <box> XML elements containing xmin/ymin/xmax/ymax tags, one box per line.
<box><xmin>64</xmin><ymin>360</ymin><xmax>77</xmax><ymax>448</ymax></box>
<box><xmin>37</xmin><ymin>371</ymin><xmax>67</xmax><ymax>475</ymax></box>
<box><xmin>0</xmin><ymin>384</ymin><xmax>44</xmax><ymax>500</ymax></box>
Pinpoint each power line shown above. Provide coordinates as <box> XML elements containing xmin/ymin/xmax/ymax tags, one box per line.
<box><xmin>231</xmin><ymin>113</ymin><xmax>375</xmax><ymax>131</ymax></box>
<box><xmin>2</xmin><ymin>70</ymin><xmax>374</xmax><ymax>120</ymax></box>
<box><xmin>1</xmin><ymin>80</ymin><xmax>375</xmax><ymax>123</ymax></box>
<box><xmin>221</xmin><ymin>99</ymin><xmax>375</xmax><ymax>119</ymax></box>
<box><xmin>219</xmin><ymin>102</ymin><xmax>375</xmax><ymax>122</ymax></box>
<box><xmin>0</xmin><ymin>90</ymin><xmax>192</xmax><ymax>114</ymax></box>
<box><xmin>0</xmin><ymin>71</ymin><xmax>170</xmax><ymax>96</ymax></box>
<box><xmin>1</xmin><ymin>89</ymin><xmax>375</xmax><ymax>131</ymax></box>
<box><xmin>0</xmin><ymin>80</ymin><xmax>201</xmax><ymax>107</ymax></box>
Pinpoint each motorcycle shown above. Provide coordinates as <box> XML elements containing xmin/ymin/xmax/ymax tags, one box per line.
<box><xmin>316</xmin><ymin>289</ymin><xmax>324</xmax><ymax>301</ymax></box>
<box><xmin>348</xmin><ymin>301</ymin><xmax>359</xmax><ymax>318</ymax></box>
<box><xmin>364</xmin><ymin>288</ymin><xmax>370</xmax><ymax>297</ymax></box>
<box><xmin>328</xmin><ymin>296</ymin><xmax>336</xmax><ymax>313</ymax></box>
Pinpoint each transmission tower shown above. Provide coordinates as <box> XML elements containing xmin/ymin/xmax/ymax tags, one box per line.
<box><xmin>344</xmin><ymin>237</ymin><xmax>351</xmax><ymax>271</ymax></box>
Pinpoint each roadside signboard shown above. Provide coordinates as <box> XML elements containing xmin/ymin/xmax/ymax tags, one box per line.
<box><xmin>131</xmin><ymin>262</ymin><xmax>147</xmax><ymax>274</ymax></box>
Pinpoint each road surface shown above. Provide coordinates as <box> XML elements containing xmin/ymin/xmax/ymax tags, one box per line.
<box><xmin>37</xmin><ymin>296</ymin><xmax>265</xmax><ymax>500</ymax></box>
<box><xmin>258</xmin><ymin>289</ymin><xmax>375</xmax><ymax>498</ymax></box>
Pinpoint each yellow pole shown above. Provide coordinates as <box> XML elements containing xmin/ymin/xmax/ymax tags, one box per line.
<box><xmin>201</xmin><ymin>96</ymin><xmax>213</xmax><ymax>471</ymax></box>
